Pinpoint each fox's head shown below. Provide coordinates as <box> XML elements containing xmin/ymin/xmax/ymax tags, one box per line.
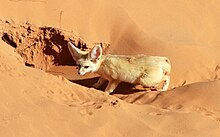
<box><xmin>68</xmin><ymin>42</ymin><xmax>102</xmax><ymax>75</ymax></box>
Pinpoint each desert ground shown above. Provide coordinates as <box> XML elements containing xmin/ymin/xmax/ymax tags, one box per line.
<box><xmin>1</xmin><ymin>0</ymin><xmax>220</xmax><ymax>137</ymax></box>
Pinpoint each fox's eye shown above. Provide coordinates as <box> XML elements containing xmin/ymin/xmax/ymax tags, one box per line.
<box><xmin>84</xmin><ymin>66</ymin><xmax>89</xmax><ymax>69</ymax></box>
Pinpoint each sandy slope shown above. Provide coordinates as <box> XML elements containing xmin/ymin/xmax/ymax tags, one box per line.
<box><xmin>1</xmin><ymin>40</ymin><xmax>220</xmax><ymax>137</ymax></box>
<box><xmin>1</xmin><ymin>0</ymin><xmax>220</xmax><ymax>137</ymax></box>
<box><xmin>0</xmin><ymin>39</ymin><xmax>119</xmax><ymax>137</ymax></box>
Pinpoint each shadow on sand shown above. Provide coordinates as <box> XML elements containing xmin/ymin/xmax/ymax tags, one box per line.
<box><xmin>70</xmin><ymin>77</ymin><xmax>146</xmax><ymax>95</ymax></box>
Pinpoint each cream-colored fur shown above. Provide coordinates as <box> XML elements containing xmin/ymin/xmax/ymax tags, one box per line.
<box><xmin>68</xmin><ymin>42</ymin><xmax>171</xmax><ymax>94</ymax></box>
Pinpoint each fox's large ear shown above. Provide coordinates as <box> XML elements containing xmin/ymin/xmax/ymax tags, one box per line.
<box><xmin>89</xmin><ymin>44</ymin><xmax>102</xmax><ymax>61</ymax></box>
<box><xmin>68</xmin><ymin>42</ymin><xmax>82</xmax><ymax>61</ymax></box>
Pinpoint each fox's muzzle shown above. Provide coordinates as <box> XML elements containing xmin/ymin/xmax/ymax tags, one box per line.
<box><xmin>78</xmin><ymin>68</ymin><xmax>87</xmax><ymax>75</ymax></box>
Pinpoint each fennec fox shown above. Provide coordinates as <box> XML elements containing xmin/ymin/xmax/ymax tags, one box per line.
<box><xmin>68</xmin><ymin>42</ymin><xmax>171</xmax><ymax>94</ymax></box>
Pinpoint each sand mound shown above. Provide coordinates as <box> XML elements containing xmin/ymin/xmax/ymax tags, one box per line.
<box><xmin>0</xmin><ymin>20</ymin><xmax>87</xmax><ymax>70</ymax></box>
<box><xmin>1</xmin><ymin>41</ymin><xmax>220</xmax><ymax>136</ymax></box>
<box><xmin>0</xmin><ymin>39</ymin><xmax>117</xmax><ymax>108</ymax></box>
<box><xmin>153</xmin><ymin>80</ymin><xmax>220</xmax><ymax>114</ymax></box>
<box><xmin>0</xmin><ymin>20</ymin><xmax>110</xmax><ymax>70</ymax></box>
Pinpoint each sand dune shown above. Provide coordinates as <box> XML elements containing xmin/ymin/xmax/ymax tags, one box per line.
<box><xmin>1</xmin><ymin>0</ymin><xmax>220</xmax><ymax>137</ymax></box>
<box><xmin>1</xmin><ymin>40</ymin><xmax>220</xmax><ymax>136</ymax></box>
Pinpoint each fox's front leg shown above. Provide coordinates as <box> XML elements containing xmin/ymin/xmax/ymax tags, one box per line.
<box><xmin>93</xmin><ymin>77</ymin><xmax>106</xmax><ymax>88</ymax></box>
<box><xmin>105</xmin><ymin>80</ymin><xmax>120</xmax><ymax>94</ymax></box>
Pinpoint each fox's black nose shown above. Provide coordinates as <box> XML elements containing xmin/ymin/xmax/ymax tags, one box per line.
<box><xmin>78</xmin><ymin>72</ymin><xmax>80</xmax><ymax>75</ymax></box>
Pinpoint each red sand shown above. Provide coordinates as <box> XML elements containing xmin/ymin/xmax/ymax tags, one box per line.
<box><xmin>1</xmin><ymin>1</ymin><xmax>220</xmax><ymax>137</ymax></box>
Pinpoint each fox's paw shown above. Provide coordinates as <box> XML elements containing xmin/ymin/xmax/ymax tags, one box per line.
<box><xmin>105</xmin><ymin>90</ymin><xmax>114</xmax><ymax>94</ymax></box>
<box><xmin>104</xmin><ymin>91</ymin><xmax>110</xmax><ymax>95</ymax></box>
